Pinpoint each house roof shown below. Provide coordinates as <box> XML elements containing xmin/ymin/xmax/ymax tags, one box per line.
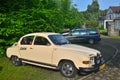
<box><xmin>110</xmin><ymin>6</ymin><xmax>120</xmax><ymax>13</ymax></box>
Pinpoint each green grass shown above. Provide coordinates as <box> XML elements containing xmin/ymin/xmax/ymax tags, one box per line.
<box><xmin>0</xmin><ymin>57</ymin><xmax>50</xmax><ymax>80</ymax></box>
<box><xmin>0</xmin><ymin>57</ymin><xmax>81</xmax><ymax>80</ymax></box>
<box><xmin>110</xmin><ymin>36</ymin><xmax>120</xmax><ymax>39</ymax></box>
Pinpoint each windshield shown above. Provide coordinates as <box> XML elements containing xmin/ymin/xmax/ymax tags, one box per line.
<box><xmin>48</xmin><ymin>35</ymin><xmax>69</xmax><ymax>45</ymax></box>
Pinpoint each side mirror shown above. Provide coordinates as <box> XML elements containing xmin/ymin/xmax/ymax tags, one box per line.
<box><xmin>12</xmin><ymin>42</ymin><xmax>18</xmax><ymax>46</ymax></box>
<box><xmin>68</xmin><ymin>32</ymin><xmax>72</xmax><ymax>36</ymax></box>
<box><xmin>46</xmin><ymin>43</ymin><xmax>51</xmax><ymax>46</ymax></box>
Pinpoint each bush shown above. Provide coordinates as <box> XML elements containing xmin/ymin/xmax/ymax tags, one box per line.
<box><xmin>100</xmin><ymin>30</ymin><xmax>107</xmax><ymax>35</ymax></box>
<box><xmin>0</xmin><ymin>9</ymin><xmax>64</xmax><ymax>57</ymax></box>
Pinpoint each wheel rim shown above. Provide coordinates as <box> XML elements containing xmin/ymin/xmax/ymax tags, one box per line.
<box><xmin>61</xmin><ymin>63</ymin><xmax>74</xmax><ymax>77</ymax></box>
<box><xmin>12</xmin><ymin>57</ymin><xmax>20</xmax><ymax>65</ymax></box>
<box><xmin>89</xmin><ymin>39</ymin><xmax>94</xmax><ymax>44</ymax></box>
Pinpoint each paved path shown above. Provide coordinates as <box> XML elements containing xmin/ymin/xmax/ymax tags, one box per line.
<box><xmin>80</xmin><ymin>36</ymin><xmax>120</xmax><ymax>80</ymax></box>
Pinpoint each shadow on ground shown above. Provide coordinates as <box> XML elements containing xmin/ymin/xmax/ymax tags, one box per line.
<box><xmin>25</xmin><ymin>63</ymin><xmax>94</xmax><ymax>78</ymax></box>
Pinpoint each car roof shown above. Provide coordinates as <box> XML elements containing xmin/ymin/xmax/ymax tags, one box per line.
<box><xmin>72</xmin><ymin>28</ymin><xmax>98</xmax><ymax>31</ymax></box>
<box><xmin>71</xmin><ymin>28</ymin><xmax>86</xmax><ymax>31</ymax></box>
<box><xmin>24</xmin><ymin>32</ymin><xmax>59</xmax><ymax>37</ymax></box>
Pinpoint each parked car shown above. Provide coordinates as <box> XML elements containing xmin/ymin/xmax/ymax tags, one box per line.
<box><xmin>62</xmin><ymin>28</ymin><xmax>101</xmax><ymax>44</ymax></box>
<box><xmin>6</xmin><ymin>32</ymin><xmax>105</xmax><ymax>78</ymax></box>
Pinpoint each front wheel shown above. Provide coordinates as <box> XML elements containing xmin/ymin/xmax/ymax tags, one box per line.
<box><xmin>59</xmin><ymin>61</ymin><xmax>77</xmax><ymax>78</ymax></box>
<box><xmin>11</xmin><ymin>56</ymin><xmax>22</xmax><ymax>66</ymax></box>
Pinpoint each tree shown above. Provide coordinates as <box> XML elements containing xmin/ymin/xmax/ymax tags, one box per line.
<box><xmin>84</xmin><ymin>0</ymin><xmax>100</xmax><ymax>27</ymax></box>
<box><xmin>0</xmin><ymin>0</ymin><xmax>75</xmax><ymax>57</ymax></box>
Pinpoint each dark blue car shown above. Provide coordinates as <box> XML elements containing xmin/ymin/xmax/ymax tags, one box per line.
<box><xmin>62</xmin><ymin>28</ymin><xmax>101</xmax><ymax>44</ymax></box>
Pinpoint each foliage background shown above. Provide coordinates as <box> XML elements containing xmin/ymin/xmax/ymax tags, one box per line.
<box><xmin>0</xmin><ymin>0</ymin><xmax>100</xmax><ymax>57</ymax></box>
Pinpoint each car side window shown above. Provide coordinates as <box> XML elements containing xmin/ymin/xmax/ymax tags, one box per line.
<box><xmin>79</xmin><ymin>30</ymin><xmax>87</xmax><ymax>36</ymax></box>
<box><xmin>21</xmin><ymin>36</ymin><xmax>34</xmax><ymax>45</ymax></box>
<box><xmin>89</xmin><ymin>30</ymin><xmax>98</xmax><ymax>35</ymax></box>
<box><xmin>34</xmin><ymin>36</ymin><xmax>50</xmax><ymax>45</ymax></box>
<box><xmin>71</xmin><ymin>30</ymin><xmax>80</xmax><ymax>36</ymax></box>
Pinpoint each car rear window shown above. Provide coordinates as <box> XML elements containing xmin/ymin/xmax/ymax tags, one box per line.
<box><xmin>88</xmin><ymin>30</ymin><xmax>98</xmax><ymax>35</ymax></box>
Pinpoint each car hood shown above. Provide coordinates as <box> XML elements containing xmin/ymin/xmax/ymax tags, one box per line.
<box><xmin>57</xmin><ymin>44</ymin><xmax>100</xmax><ymax>56</ymax></box>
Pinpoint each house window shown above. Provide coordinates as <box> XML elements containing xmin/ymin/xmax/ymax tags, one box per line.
<box><xmin>115</xmin><ymin>20</ymin><xmax>120</xmax><ymax>30</ymax></box>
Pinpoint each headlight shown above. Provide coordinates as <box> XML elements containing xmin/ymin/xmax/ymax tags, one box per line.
<box><xmin>89</xmin><ymin>56</ymin><xmax>95</xmax><ymax>64</ymax></box>
<box><xmin>94</xmin><ymin>53</ymin><xmax>102</xmax><ymax>64</ymax></box>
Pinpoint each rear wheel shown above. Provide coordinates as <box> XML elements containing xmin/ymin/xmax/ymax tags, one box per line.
<box><xmin>88</xmin><ymin>39</ymin><xmax>95</xmax><ymax>44</ymax></box>
<box><xmin>59</xmin><ymin>61</ymin><xmax>77</xmax><ymax>78</ymax></box>
<box><xmin>11</xmin><ymin>56</ymin><xmax>22</xmax><ymax>66</ymax></box>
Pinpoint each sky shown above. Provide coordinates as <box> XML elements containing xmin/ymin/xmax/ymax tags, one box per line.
<box><xmin>72</xmin><ymin>0</ymin><xmax>120</xmax><ymax>11</ymax></box>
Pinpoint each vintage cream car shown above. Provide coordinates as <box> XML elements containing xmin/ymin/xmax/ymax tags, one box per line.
<box><xmin>6</xmin><ymin>32</ymin><xmax>105</xmax><ymax>77</ymax></box>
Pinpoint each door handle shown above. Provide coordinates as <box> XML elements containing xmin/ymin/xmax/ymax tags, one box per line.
<box><xmin>20</xmin><ymin>47</ymin><xmax>26</xmax><ymax>50</ymax></box>
<box><xmin>30</xmin><ymin>47</ymin><xmax>33</xmax><ymax>49</ymax></box>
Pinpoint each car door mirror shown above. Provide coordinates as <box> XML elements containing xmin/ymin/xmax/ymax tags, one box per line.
<box><xmin>46</xmin><ymin>43</ymin><xmax>51</xmax><ymax>46</ymax></box>
<box><xmin>68</xmin><ymin>32</ymin><xmax>72</xmax><ymax>36</ymax></box>
<box><xmin>12</xmin><ymin>42</ymin><xmax>18</xmax><ymax>46</ymax></box>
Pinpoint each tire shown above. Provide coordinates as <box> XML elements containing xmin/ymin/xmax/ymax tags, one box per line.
<box><xmin>59</xmin><ymin>61</ymin><xmax>77</xmax><ymax>78</ymax></box>
<box><xmin>88</xmin><ymin>39</ymin><xmax>94</xmax><ymax>44</ymax></box>
<box><xmin>11</xmin><ymin>56</ymin><xmax>22</xmax><ymax>66</ymax></box>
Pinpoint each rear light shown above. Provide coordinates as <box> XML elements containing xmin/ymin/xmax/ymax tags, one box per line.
<box><xmin>98</xmin><ymin>30</ymin><xmax>100</xmax><ymax>36</ymax></box>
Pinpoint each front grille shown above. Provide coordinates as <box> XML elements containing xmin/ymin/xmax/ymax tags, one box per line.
<box><xmin>94</xmin><ymin>54</ymin><xmax>101</xmax><ymax>65</ymax></box>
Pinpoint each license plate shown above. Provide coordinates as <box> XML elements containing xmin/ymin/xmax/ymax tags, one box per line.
<box><xmin>100</xmin><ymin>64</ymin><xmax>105</xmax><ymax>70</ymax></box>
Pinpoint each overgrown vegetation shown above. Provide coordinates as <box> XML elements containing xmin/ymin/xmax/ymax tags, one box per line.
<box><xmin>0</xmin><ymin>0</ymin><xmax>101</xmax><ymax>57</ymax></box>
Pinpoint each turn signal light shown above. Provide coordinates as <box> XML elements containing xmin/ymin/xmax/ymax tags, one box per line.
<box><xmin>83</xmin><ymin>61</ymin><xmax>89</xmax><ymax>64</ymax></box>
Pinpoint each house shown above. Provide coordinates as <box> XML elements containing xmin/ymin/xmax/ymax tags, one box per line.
<box><xmin>100</xmin><ymin>6</ymin><xmax>120</xmax><ymax>36</ymax></box>
<box><xmin>99</xmin><ymin>11</ymin><xmax>106</xmax><ymax>27</ymax></box>
<box><xmin>106</xmin><ymin>6</ymin><xmax>120</xmax><ymax>20</ymax></box>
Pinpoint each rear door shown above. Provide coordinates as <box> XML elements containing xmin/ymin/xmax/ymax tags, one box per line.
<box><xmin>20</xmin><ymin>35</ymin><xmax>54</xmax><ymax>65</ymax></box>
<box><xmin>88</xmin><ymin>30</ymin><xmax>100</xmax><ymax>38</ymax></box>
<box><xmin>69</xmin><ymin>30</ymin><xmax>87</xmax><ymax>42</ymax></box>
<box><xmin>78</xmin><ymin>30</ymin><xmax>88</xmax><ymax>42</ymax></box>
<box><xmin>19</xmin><ymin>36</ymin><xmax>34</xmax><ymax>60</ymax></box>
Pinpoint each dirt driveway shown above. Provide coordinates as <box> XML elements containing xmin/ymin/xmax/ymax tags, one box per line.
<box><xmin>80</xmin><ymin>36</ymin><xmax>120</xmax><ymax>80</ymax></box>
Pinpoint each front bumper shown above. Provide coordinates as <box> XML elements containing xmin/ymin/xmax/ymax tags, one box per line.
<box><xmin>79</xmin><ymin>63</ymin><xmax>105</xmax><ymax>72</ymax></box>
<box><xmin>79</xmin><ymin>55</ymin><xmax>105</xmax><ymax>73</ymax></box>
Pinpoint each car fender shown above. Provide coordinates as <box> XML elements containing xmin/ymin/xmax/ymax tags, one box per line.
<box><xmin>6</xmin><ymin>46</ymin><xmax>21</xmax><ymax>58</ymax></box>
<box><xmin>52</xmin><ymin>49</ymin><xmax>89</xmax><ymax>69</ymax></box>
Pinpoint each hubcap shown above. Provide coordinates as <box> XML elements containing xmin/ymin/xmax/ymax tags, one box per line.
<box><xmin>89</xmin><ymin>39</ymin><xmax>94</xmax><ymax>44</ymax></box>
<box><xmin>61</xmin><ymin>63</ymin><xmax>74</xmax><ymax>76</ymax></box>
<box><xmin>12</xmin><ymin>57</ymin><xmax>19</xmax><ymax>65</ymax></box>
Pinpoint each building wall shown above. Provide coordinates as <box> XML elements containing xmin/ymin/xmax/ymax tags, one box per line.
<box><xmin>107</xmin><ymin>21</ymin><xmax>120</xmax><ymax>36</ymax></box>
<box><xmin>105</xmin><ymin>7</ymin><xmax>120</xmax><ymax>36</ymax></box>
<box><xmin>115</xmin><ymin>20</ymin><xmax>120</xmax><ymax>29</ymax></box>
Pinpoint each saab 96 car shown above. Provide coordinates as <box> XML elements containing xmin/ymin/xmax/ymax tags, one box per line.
<box><xmin>6</xmin><ymin>32</ymin><xmax>105</xmax><ymax>78</ymax></box>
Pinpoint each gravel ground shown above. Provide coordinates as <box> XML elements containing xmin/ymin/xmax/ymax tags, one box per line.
<box><xmin>82</xmin><ymin>36</ymin><xmax>120</xmax><ymax>80</ymax></box>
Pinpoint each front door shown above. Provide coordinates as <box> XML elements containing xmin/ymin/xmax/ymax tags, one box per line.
<box><xmin>31</xmin><ymin>36</ymin><xmax>54</xmax><ymax>64</ymax></box>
